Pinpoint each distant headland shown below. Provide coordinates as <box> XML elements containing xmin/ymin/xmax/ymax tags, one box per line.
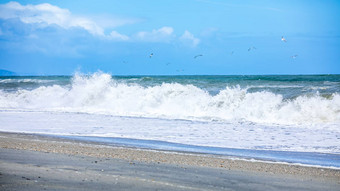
<box><xmin>0</xmin><ymin>69</ymin><xmax>16</xmax><ymax>76</ymax></box>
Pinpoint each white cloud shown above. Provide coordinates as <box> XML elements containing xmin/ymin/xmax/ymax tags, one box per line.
<box><xmin>136</xmin><ymin>26</ymin><xmax>174</xmax><ymax>42</ymax></box>
<box><xmin>93</xmin><ymin>14</ymin><xmax>140</xmax><ymax>29</ymax></box>
<box><xmin>109</xmin><ymin>31</ymin><xmax>129</xmax><ymax>41</ymax></box>
<box><xmin>0</xmin><ymin>2</ymin><xmax>201</xmax><ymax>45</ymax></box>
<box><xmin>180</xmin><ymin>30</ymin><xmax>200</xmax><ymax>47</ymax></box>
<box><xmin>0</xmin><ymin>2</ymin><xmax>103</xmax><ymax>36</ymax></box>
<box><xmin>0</xmin><ymin>1</ymin><xmax>130</xmax><ymax>40</ymax></box>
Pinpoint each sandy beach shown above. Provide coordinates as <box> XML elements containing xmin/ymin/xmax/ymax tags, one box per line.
<box><xmin>1</xmin><ymin>0</ymin><xmax>340</xmax><ymax>190</ymax></box>
<box><xmin>0</xmin><ymin>132</ymin><xmax>339</xmax><ymax>191</ymax></box>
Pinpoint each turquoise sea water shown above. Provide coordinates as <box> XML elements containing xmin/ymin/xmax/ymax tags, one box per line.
<box><xmin>1</xmin><ymin>75</ymin><xmax>339</xmax><ymax>98</ymax></box>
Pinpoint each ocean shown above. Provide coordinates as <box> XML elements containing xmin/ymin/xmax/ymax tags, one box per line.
<box><xmin>0</xmin><ymin>73</ymin><xmax>339</xmax><ymax>167</ymax></box>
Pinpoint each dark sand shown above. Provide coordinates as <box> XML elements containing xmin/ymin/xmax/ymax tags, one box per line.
<box><xmin>0</xmin><ymin>132</ymin><xmax>339</xmax><ymax>190</ymax></box>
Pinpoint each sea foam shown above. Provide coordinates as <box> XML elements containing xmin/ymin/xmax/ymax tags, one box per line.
<box><xmin>0</xmin><ymin>73</ymin><xmax>339</xmax><ymax>126</ymax></box>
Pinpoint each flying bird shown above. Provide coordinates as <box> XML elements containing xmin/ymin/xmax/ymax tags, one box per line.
<box><xmin>230</xmin><ymin>51</ymin><xmax>234</xmax><ymax>55</ymax></box>
<box><xmin>248</xmin><ymin>47</ymin><xmax>256</xmax><ymax>51</ymax></box>
<box><xmin>149</xmin><ymin>53</ymin><xmax>153</xmax><ymax>58</ymax></box>
<box><xmin>291</xmin><ymin>55</ymin><xmax>298</xmax><ymax>59</ymax></box>
<box><xmin>281</xmin><ymin>36</ymin><xmax>287</xmax><ymax>42</ymax></box>
<box><xmin>194</xmin><ymin>54</ymin><xmax>203</xmax><ymax>59</ymax></box>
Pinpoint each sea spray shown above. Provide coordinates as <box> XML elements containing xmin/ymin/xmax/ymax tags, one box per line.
<box><xmin>0</xmin><ymin>72</ymin><xmax>339</xmax><ymax>125</ymax></box>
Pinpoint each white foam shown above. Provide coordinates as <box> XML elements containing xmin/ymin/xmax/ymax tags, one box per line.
<box><xmin>0</xmin><ymin>73</ymin><xmax>339</xmax><ymax>126</ymax></box>
<box><xmin>0</xmin><ymin>111</ymin><xmax>339</xmax><ymax>154</ymax></box>
<box><xmin>0</xmin><ymin>79</ymin><xmax>56</xmax><ymax>83</ymax></box>
<box><xmin>247</xmin><ymin>85</ymin><xmax>304</xmax><ymax>89</ymax></box>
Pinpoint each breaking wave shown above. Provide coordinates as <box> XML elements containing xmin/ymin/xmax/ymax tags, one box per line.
<box><xmin>0</xmin><ymin>73</ymin><xmax>339</xmax><ymax>125</ymax></box>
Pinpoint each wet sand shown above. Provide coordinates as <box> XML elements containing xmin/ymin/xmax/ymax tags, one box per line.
<box><xmin>0</xmin><ymin>132</ymin><xmax>339</xmax><ymax>190</ymax></box>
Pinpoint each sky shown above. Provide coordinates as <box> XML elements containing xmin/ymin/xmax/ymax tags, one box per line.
<box><xmin>0</xmin><ymin>0</ymin><xmax>339</xmax><ymax>75</ymax></box>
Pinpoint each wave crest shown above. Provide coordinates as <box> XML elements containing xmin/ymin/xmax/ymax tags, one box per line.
<box><xmin>0</xmin><ymin>73</ymin><xmax>339</xmax><ymax>125</ymax></box>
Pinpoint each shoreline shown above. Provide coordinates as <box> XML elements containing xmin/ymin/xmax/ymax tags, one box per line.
<box><xmin>54</xmin><ymin>134</ymin><xmax>340</xmax><ymax>169</ymax></box>
<box><xmin>0</xmin><ymin>131</ymin><xmax>339</xmax><ymax>180</ymax></box>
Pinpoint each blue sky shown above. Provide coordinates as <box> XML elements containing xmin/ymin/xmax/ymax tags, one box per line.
<box><xmin>0</xmin><ymin>0</ymin><xmax>339</xmax><ymax>75</ymax></box>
